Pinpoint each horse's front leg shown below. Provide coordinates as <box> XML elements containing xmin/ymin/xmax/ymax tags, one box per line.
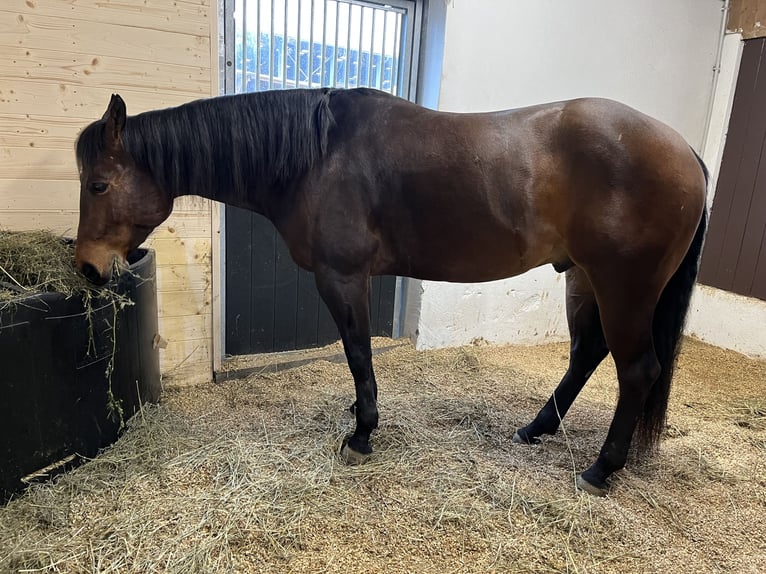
<box><xmin>315</xmin><ymin>266</ymin><xmax>378</xmax><ymax>463</ymax></box>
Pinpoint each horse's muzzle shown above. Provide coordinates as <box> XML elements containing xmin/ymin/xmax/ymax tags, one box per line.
<box><xmin>74</xmin><ymin>241</ymin><xmax>118</xmax><ymax>286</ymax></box>
<box><xmin>80</xmin><ymin>262</ymin><xmax>111</xmax><ymax>286</ymax></box>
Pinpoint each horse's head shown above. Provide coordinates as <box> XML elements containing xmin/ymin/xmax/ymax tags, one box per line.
<box><xmin>75</xmin><ymin>95</ymin><xmax>173</xmax><ymax>284</ymax></box>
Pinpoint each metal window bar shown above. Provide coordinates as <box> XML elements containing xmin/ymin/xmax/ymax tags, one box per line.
<box><xmin>392</xmin><ymin>12</ymin><xmax>402</xmax><ymax>94</ymax></box>
<box><xmin>332</xmin><ymin>3</ymin><xmax>340</xmax><ymax>87</ymax></box>
<box><xmin>309</xmin><ymin>0</ymin><xmax>315</xmax><ymax>87</ymax></box>
<box><xmin>281</xmin><ymin>0</ymin><xmax>288</xmax><ymax>86</ymax></box>
<box><xmin>356</xmin><ymin>6</ymin><xmax>364</xmax><ymax>88</ymax></box>
<box><xmin>241</xmin><ymin>0</ymin><xmax>247</xmax><ymax>93</ymax></box>
<box><xmin>293</xmin><ymin>0</ymin><xmax>303</xmax><ymax>88</ymax></box>
<box><xmin>233</xmin><ymin>0</ymin><xmax>415</xmax><ymax>97</ymax></box>
<box><xmin>368</xmin><ymin>6</ymin><xmax>375</xmax><ymax>88</ymax></box>
<box><xmin>380</xmin><ymin>9</ymin><xmax>386</xmax><ymax>90</ymax></box>
<box><xmin>269</xmin><ymin>0</ymin><xmax>275</xmax><ymax>89</ymax></box>
<box><xmin>257</xmin><ymin>1</ymin><xmax>263</xmax><ymax>90</ymax></box>
<box><xmin>344</xmin><ymin>3</ymin><xmax>351</xmax><ymax>89</ymax></box>
<box><xmin>320</xmin><ymin>1</ymin><xmax>327</xmax><ymax>86</ymax></box>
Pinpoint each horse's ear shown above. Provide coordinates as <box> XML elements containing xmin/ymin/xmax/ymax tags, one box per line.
<box><xmin>102</xmin><ymin>94</ymin><xmax>126</xmax><ymax>149</ymax></box>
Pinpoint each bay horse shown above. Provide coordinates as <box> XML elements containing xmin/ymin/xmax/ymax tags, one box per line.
<box><xmin>74</xmin><ymin>88</ymin><xmax>707</xmax><ymax>496</ymax></box>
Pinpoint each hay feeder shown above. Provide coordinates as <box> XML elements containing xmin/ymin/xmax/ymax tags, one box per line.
<box><xmin>0</xmin><ymin>244</ymin><xmax>161</xmax><ymax>503</ymax></box>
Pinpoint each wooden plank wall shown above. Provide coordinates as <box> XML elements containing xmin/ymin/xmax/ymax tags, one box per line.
<box><xmin>728</xmin><ymin>0</ymin><xmax>766</xmax><ymax>40</ymax></box>
<box><xmin>0</xmin><ymin>0</ymin><xmax>216</xmax><ymax>386</ymax></box>
<box><xmin>699</xmin><ymin>37</ymin><xmax>766</xmax><ymax>301</ymax></box>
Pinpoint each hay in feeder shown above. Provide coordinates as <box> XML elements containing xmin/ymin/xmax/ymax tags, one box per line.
<box><xmin>0</xmin><ymin>228</ymin><xmax>133</xmax><ymax>333</ymax></box>
<box><xmin>0</xmin><ymin>229</ymin><xmax>136</xmax><ymax>427</ymax></box>
<box><xmin>0</xmin><ymin>337</ymin><xmax>764</xmax><ymax>573</ymax></box>
<box><xmin>0</xmin><ymin>230</ymin><xmax>94</xmax><ymax>300</ymax></box>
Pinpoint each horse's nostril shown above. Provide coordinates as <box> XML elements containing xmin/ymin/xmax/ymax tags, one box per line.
<box><xmin>81</xmin><ymin>262</ymin><xmax>108</xmax><ymax>285</ymax></box>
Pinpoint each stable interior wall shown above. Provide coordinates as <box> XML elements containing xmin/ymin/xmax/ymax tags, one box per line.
<box><xmin>409</xmin><ymin>0</ymin><xmax>725</xmax><ymax>351</ymax></box>
<box><xmin>685</xmin><ymin>0</ymin><xmax>766</xmax><ymax>359</ymax></box>
<box><xmin>0</xmin><ymin>1</ymin><xmax>217</xmax><ymax>385</ymax></box>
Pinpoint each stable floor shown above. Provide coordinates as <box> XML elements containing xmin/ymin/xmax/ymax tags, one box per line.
<box><xmin>1</xmin><ymin>337</ymin><xmax>765</xmax><ymax>573</ymax></box>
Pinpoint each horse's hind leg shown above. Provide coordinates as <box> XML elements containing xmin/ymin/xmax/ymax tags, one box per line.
<box><xmin>576</xmin><ymin>272</ymin><xmax>663</xmax><ymax>496</ymax></box>
<box><xmin>514</xmin><ymin>266</ymin><xmax>609</xmax><ymax>444</ymax></box>
<box><xmin>314</xmin><ymin>266</ymin><xmax>378</xmax><ymax>463</ymax></box>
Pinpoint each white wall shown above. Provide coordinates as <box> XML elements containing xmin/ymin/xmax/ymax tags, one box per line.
<box><xmin>409</xmin><ymin>0</ymin><xmax>725</xmax><ymax>351</ymax></box>
<box><xmin>439</xmin><ymin>0</ymin><xmax>722</xmax><ymax>146</ymax></box>
<box><xmin>688</xmin><ymin>31</ymin><xmax>766</xmax><ymax>360</ymax></box>
<box><xmin>700</xmin><ymin>33</ymin><xmax>743</xmax><ymax>209</ymax></box>
<box><xmin>688</xmin><ymin>285</ymin><xmax>766</xmax><ymax>358</ymax></box>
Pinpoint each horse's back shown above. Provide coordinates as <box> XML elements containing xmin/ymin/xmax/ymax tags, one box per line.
<box><xmin>310</xmin><ymin>90</ymin><xmax>706</xmax><ymax>283</ymax></box>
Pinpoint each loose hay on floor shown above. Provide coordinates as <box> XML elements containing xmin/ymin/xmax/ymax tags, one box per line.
<box><xmin>1</xmin><ymin>338</ymin><xmax>765</xmax><ymax>573</ymax></box>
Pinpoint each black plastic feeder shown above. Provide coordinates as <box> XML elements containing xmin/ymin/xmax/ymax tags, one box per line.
<box><xmin>0</xmin><ymin>248</ymin><xmax>161</xmax><ymax>503</ymax></box>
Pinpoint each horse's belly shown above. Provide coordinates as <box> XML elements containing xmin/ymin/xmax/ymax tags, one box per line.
<box><xmin>378</xmin><ymin>231</ymin><xmax>554</xmax><ymax>283</ymax></box>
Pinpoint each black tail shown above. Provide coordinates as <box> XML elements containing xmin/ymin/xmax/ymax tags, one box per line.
<box><xmin>636</xmin><ymin>152</ymin><xmax>708</xmax><ymax>451</ymax></box>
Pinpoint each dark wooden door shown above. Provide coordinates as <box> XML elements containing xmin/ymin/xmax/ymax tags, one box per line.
<box><xmin>225</xmin><ymin>207</ymin><xmax>395</xmax><ymax>355</ymax></box>
<box><xmin>700</xmin><ymin>37</ymin><xmax>766</xmax><ymax>301</ymax></box>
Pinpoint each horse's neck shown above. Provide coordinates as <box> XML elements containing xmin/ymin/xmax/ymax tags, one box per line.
<box><xmin>144</xmin><ymin>97</ymin><xmax>313</xmax><ymax>218</ymax></box>
<box><xmin>173</xmin><ymin>178</ymin><xmax>282</xmax><ymax>222</ymax></box>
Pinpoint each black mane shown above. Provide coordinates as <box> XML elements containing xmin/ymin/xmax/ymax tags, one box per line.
<box><xmin>76</xmin><ymin>89</ymin><xmax>336</xmax><ymax>201</ymax></box>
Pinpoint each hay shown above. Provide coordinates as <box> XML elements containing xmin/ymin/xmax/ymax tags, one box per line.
<box><xmin>1</xmin><ymin>337</ymin><xmax>765</xmax><ymax>573</ymax></box>
<box><xmin>0</xmin><ymin>230</ymin><xmax>95</xmax><ymax>301</ymax></box>
<box><xmin>0</xmin><ymin>229</ymin><xmax>135</xmax><ymax>426</ymax></box>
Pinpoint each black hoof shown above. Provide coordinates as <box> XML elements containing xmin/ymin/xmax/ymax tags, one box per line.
<box><xmin>512</xmin><ymin>428</ymin><xmax>542</xmax><ymax>445</ymax></box>
<box><xmin>577</xmin><ymin>470</ymin><xmax>608</xmax><ymax>497</ymax></box>
<box><xmin>339</xmin><ymin>439</ymin><xmax>372</xmax><ymax>465</ymax></box>
<box><xmin>344</xmin><ymin>435</ymin><xmax>372</xmax><ymax>455</ymax></box>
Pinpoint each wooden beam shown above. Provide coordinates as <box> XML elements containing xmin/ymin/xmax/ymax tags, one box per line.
<box><xmin>728</xmin><ymin>0</ymin><xmax>766</xmax><ymax>39</ymax></box>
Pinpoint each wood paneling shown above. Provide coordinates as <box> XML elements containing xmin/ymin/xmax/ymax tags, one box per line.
<box><xmin>159</xmin><ymin>313</ymin><xmax>212</xmax><ymax>343</ymax></box>
<box><xmin>159</xmin><ymin>340</ymin><xmax>212</xmax><ymax>387</ymax></box>
<box><xmin>157</xmin><ymin>288</ymin><xmax>210</xmax><ymax>318</ymax></box>
<box><xmin>163</xmin><ymin>339</ymin><xmax>212</xmax><ymax>365</ymax></box>
<box><xmin>0</xmin><ymin>12</ymin><xmax>210</xmax><ymax>67</ymax></box>
<box><xmin>0</xmin><ymin>193</ymin><xmax>220</xmax><ymax>220</ymax></box>
<box><xmin>162</xmin><ymin>359</ymin><xmax>214</xmax><ymax>387</ymax></box>
<box><xmin>0</xmin><ymin>114</ymin><xmax>84</xmax><ymax>149</ymax></box>
<box><xmin>156</xmin><ymin>265</ymin><xmax>211</xmax><ymax>292</ymax></box>
<box><xmin>0</xmin><ymin>81</ymin><xmax>204</xmax><ymax>120</ymax></box>
<box><xmin>0</xmin><ymin>180</ymin><xmax>78</xmax><ymax>211</ymax></box>
<box><xmin>2</xmin><ymin>148</ymin><xmax>79</xmax><ymax>180</ymax></box>
<box><xmin>0</xmin><ymin>47</ymin><xmax>211</xmax><ymax>97</ymax></box>
<box><xmin>0</xmin><ymin>2</ymin><xmax>216</xmax><ymax>384</ymax></box>
<box><xmin>0</xmin><ymin>210</ymin><xmax>78</xmax><ymax>234</ymax></box>
<box><xmin>728</xmin><ymin>0</ymin><xmax>766</xmax><ymax>40</ymax></box>
<box><xmin>152</xmin><ymin>212</ymin><xmax>212</xmax><ymax>240</ymax></box>
<box><xmin>2</xmin><ymin>0</ymin><xmax>210</xmax><ymax>36</ymax></box>
<box><xmin>149</xmin><ymin>236</ymin><xmax>211</xmax><ymax>267</ymax></box>
<box><xmin>700</xmin><ymin>38</ymin><xmax>766</xmax><ymax>301</ymax></box>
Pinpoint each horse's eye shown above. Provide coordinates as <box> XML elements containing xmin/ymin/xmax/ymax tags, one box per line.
<box><xmin>90</xmin><ymin>182</ymin><xmax>109</xmax><ymax>194</ymax></box>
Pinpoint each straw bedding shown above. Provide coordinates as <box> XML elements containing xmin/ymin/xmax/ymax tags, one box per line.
<box><xmin>1</xmin><ymin>337</ymin><xmax>764</xmax><ymax>573</ymax></box>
